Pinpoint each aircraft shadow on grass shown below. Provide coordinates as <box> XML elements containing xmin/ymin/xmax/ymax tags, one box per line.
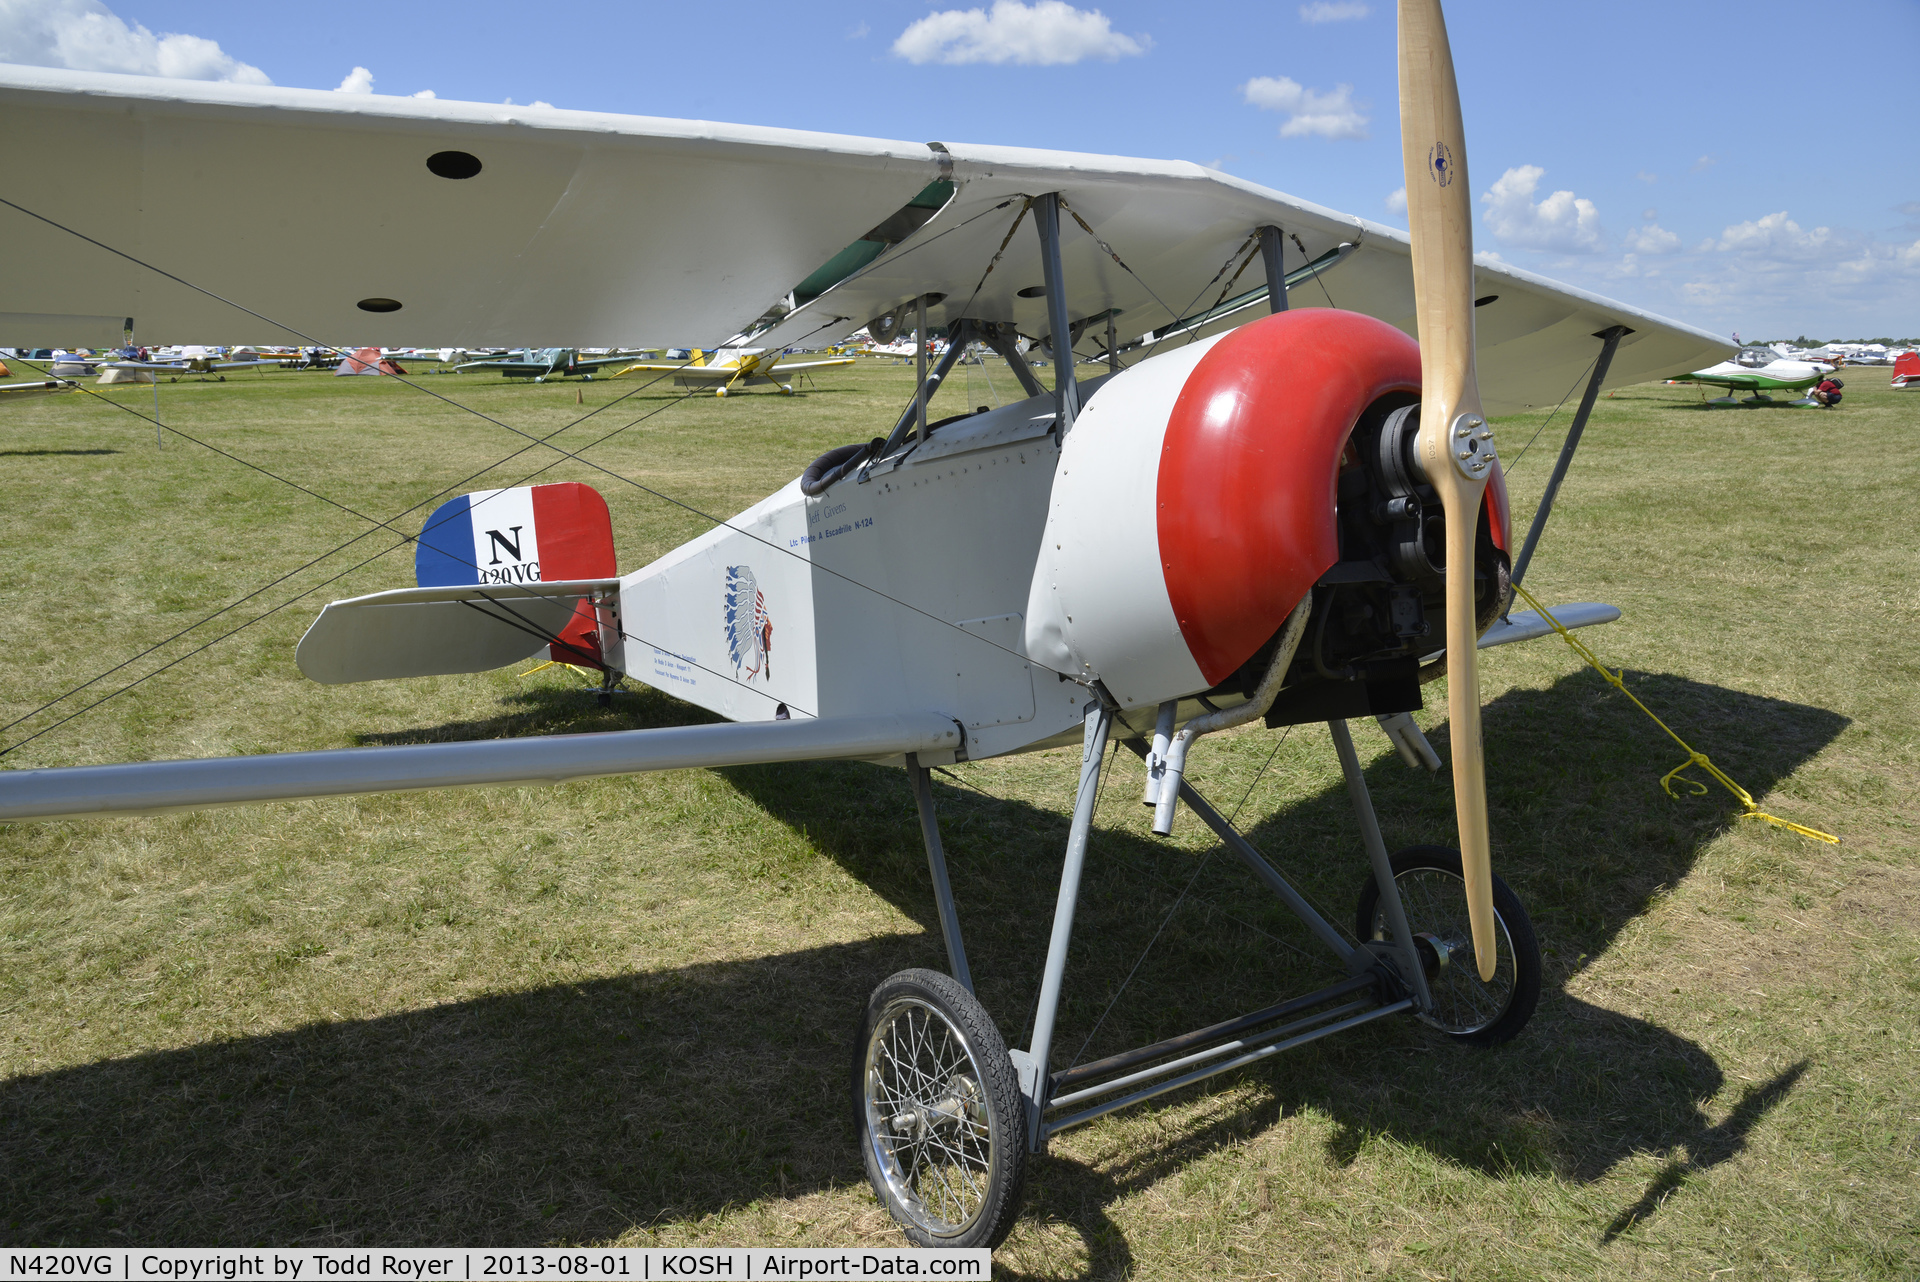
<box><xmin>2</xmin><ymin>671</ymin><xmax>1843</xmax><ymax>1265</ymax></box>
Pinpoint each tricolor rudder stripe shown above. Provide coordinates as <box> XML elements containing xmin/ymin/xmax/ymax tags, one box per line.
<box><xmin>415</xmin><ymin>482</ymin><xmax>616</xmax><ymax>587</ymax></box>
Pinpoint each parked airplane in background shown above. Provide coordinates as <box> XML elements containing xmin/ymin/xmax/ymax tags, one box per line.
<box><xmin>1669</xmin><ymin>344</ymin><xmax>1831</xmax><ymax>405</ymax></box>
<box><xmin>47</xmin><ymin>348</ymin><xmax>106</xmax><ymax>376</ymax></box>
<box><xmin>1891</xmin><ymin>350</ymin><xmax>1920</xmax><ymax>389</ymax></box>
<box><xmin>454</xmin><ymin>347</ymin><xmax>644</xmax><ymax>381</ymax></box>
<box><xmin>0</xmin><ymin>376</ymin><xmax>78</xmax><ymax>404</ymax></box>
<box><xmin>614</xmin><ymin>345</ymin><xmax>856</xmax><ymax>396</ymax></box>
<box><xmin>109</xmin><ymin>344</ymin><xmax>287</xmax><ymax>378</ymax></box>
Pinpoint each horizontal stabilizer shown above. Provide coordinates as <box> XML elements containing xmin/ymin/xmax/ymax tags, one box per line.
<box><xmin>0</xmin><ymin>712</ymin><xmax>964</xmax><ymax>823</ymax></box>
<box><xmin>1421</xmin><ymin>602</ymin><xmax>1621</xmax><ymax>665</ymax></box>
<box><xmin>296</xmin><ymin>579</ymin><xmax>619</xmax><ymax>684</ymax></box>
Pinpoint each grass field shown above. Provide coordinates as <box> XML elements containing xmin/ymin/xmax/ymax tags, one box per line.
<box><xmin>1</xmin><ymin>348</ymin><xmax>1916</xmax><ymax>1278</ymax></box>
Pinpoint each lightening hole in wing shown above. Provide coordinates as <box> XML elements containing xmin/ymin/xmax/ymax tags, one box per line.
<box><xmin>1473</xmin><ymin>294</ymin><xmax>1499</xmax><ymax>307</ymax></box>
<box><xmin>426</xmin><ymin>151</ymin><xmax>483</xmax><ymax>180</ymax></box>
<box><xmin>1016</xmin><ymin>285</ymin><xmax>1048</xmax><ymax>299</ymax></box>
<box><xmin>356</xmin><ymin>298</ymin><xmax>403</xmax><ymax>313</ymax></box>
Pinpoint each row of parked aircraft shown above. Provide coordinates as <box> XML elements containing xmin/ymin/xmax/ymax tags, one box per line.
<box><xmin>1788</xmin><ymin>341</ymin><xmax>1912</xmax><ymax>365</ymax></box>
<box><xmin>6</xmin><ymin>341</ymin><xmax>882</xmax><ymax>397</ymax></box>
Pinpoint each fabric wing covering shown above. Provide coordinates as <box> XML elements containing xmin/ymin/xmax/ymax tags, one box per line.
<box><xmin>0</xmin><ymin>65</ymin><xmax>1726</xmax><ymax>414</ymax></box>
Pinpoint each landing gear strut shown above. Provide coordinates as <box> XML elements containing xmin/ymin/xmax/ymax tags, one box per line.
<box><xmin>851</xmin><ymin>711</ymin><xmax>1544</xmax><ymax>1247</ymax></box>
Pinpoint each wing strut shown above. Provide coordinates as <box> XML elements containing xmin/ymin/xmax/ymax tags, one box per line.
<box><xmin>1034</xmin><ymin>193</ymin><xmax>1079</xmax><ymax>434</ymax></box>
<box><xmin>1259</xmin><ymin>226</ymin><xmax>1290</xmax><ymax>314</ymax></box>
<box><xmin>976</xmin><ymin>322</ymin><xmax>1045</xmax><ymax>398</ymax></box>
<box><xmin>872</xmin><ymin>318</ymin><xmax>974</xmax><ymax>461</ymax></box>
<box><xmin>1509</xmin><ymin>323</ymin><xmax>1631</xmax><ymax>588</ymax></box>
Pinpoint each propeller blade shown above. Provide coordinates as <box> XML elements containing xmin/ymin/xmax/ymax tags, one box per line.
<box><xmin>1399</xmin><ymin>0</ymin><xmax>1499</xmax><ymax>981</ymax></box>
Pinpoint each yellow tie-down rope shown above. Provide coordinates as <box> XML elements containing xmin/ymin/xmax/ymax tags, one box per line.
<box><xmin>1508</xmin><ymin>582</ymin><xmax>1839</xmax><ymax>844</ymax></box>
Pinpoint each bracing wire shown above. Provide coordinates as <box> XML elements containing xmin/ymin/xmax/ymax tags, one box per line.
<box><xmin>1291</xmin><ymin>232</ymin><xmax>1339</xmax><ymax>310</ymax></box>
<box><xmin>0</xmin><ymin>196</ymin><xmax>1063</xmax><ymax>753</ymax></box>
<box><xmin>0</xmin><ymin>379</ymin><xmax>711</xmax><ymax>757</ymax></box>
<box><xmin>928</xmin><ymin>755</ymin><xmax>1322</xmax><ymax>962</ymax></box>
<box><xmin>1067</xmin><ymin>726</ymin><xmax>1302</xmax><ymax>1068</ymax></box>
<box><xmin>1499</xmin><ymin>353</ymin><xmax>1600</xmax><ymax>477</ymax></box>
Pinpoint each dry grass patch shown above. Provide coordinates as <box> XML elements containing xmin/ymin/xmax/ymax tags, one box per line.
<box><xmin>1</xmin><ymin>359</ymin><xmax>1916</xmax><ymax>1277</ymax></box>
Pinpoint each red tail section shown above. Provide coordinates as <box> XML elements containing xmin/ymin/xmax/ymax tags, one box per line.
<box><xmin>536</xmin><ymin>484</ymin><xmax>618</xmax><ymax>670</ymax></box>
<box><xmin>1893</xmin><ymin>351</ymin><xmax>1920</xmax><ymax>387</ymax></box>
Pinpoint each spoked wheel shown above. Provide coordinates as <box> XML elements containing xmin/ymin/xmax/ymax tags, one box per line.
<box><xmin>854</xmin><ymin>968</ymin><xmax>1026</xmax><ymax>1248</ymax></box>
<box><xmin>1355</xmin><ymin>845</ymin><xmax>1541</xmax><ymax>1046</ymax></box>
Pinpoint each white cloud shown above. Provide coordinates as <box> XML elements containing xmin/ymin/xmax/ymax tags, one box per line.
<box><xmin>1385</xmin><ymin>186</ymin><xmax>1406</xmax><ymax>214</ymax></box>
<box><xmin>848</xmin><ymin>21</ymin><xmax>870</xmax><ymax>39</ymax></box>
<box><xmin>1300</xmin><ymin>1</ymin><xmax>1369</xmax><ymax>21</ymax></box>
<box><xmin>335</xmin><ymin>65</ymin><xmax>373</xmax><ymax>93</ymax></box>
<box><xmin>1241</xmin><ymin>75</ymin><xmax>1368</xmax><ymax>140</ymax></box>
<box><xmin>1635</xmin><ymin>170</ymin><xmax>1657</xmax><ymax>184</ymax></box>
<box><xmin>1691</xmin><ymin>154</ymin><xmax>1715</xmax><ymax>172</ymax></box>
<box><xmin>1480</xmin><ymin>164</ymin><xmax>1603</xmax><ymax>252</ymax></box>
<box><xmin>0</xmin><ymin>0</ymin><xmax>270</xmax><ymax>83</ymax></box>
<box><xmin>1624</xmin><ymin>223</ymin><xmax>1680</xmax><ymax>254</ymax></box>
<box><xmin>412</xmin><ymin>88</ymin><xmax>436</xmax><ymax>99</ymax></box>
<box><xmin>1531</xmin><ymin>204</ymin><xmax>1920</xmax><ymax>338</ymax></box>
<box><xmin>892</xmin><ymin>1</ymin><xmax>1148</xmax><ymax>66</ymax></box>
<box><xmin>1714</xmin><ymin>211</ymin><xmax>1836</xmax><ymax>261</ymax></box>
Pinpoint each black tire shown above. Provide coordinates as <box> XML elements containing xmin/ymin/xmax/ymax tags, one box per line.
<box><xmin>1354</xmin><ymin>845</ymin><xmax>1541</xmax><ymax>1047</ymax></box>
<box><xmin>853</xmin><ymin>968</ymin><xmax>1027</xmax><ymax>1247</ymax></box>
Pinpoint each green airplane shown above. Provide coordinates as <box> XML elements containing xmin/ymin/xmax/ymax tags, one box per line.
<box><xmin>1670</xmin><ymin>344</ymin><xmax>1834</xmax><ymax>406</ymax></box>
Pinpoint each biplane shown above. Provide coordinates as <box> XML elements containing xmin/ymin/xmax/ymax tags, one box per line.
<box><xmin>0</xmin><ymin>1</ymin><xmax>1727</xmax><ymax>1248</ymax></box>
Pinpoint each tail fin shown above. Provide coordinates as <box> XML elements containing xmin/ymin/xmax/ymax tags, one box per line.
<box><xmin>690</xmin><ymin>349</ymin><xmax>708</xmax><ymax>367</ymax></box>
<box><xmin>416</xmin><ymin>483</ymin><xmax>618</xmax><ymax>669</ymax></box>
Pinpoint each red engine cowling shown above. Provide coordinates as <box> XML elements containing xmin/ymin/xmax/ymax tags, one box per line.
<box><xmin>1024</xmin><ymin>308</ymin><xmax>1508</xmax><ymax>712</ymax></box>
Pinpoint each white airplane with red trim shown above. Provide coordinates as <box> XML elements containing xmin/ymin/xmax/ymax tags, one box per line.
<box><xmin>0</xmin><ymin>2</ymin><xmax>1731</xmax><ymax>1248</ymax></box>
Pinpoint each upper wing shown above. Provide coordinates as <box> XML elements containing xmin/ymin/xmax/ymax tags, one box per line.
<box><xmin>0</xmin><ymin>66</ymin><xmax>935</xmax><ymax>350</ymax></box>
<box><xmin>747</xmin><ymin>144</ymin><xmax>1731</xmax><ymax>415</ymax></box>
<box><xmin>0</xmin><ymin>66</ymin><xmax>1726</xmax><ymax>413</ymax></box>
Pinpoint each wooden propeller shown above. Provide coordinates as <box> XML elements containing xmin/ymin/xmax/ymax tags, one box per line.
<box><xmin>1399</xmin><ymin>0</ymin><xmax>1499</xmax><ymax>981</ymax></box>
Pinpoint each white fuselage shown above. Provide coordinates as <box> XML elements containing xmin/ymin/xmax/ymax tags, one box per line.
<box><xmin>613</xmin><ymin>390</ymin><xmax>1092</xmax><ymax>762</ymax></box>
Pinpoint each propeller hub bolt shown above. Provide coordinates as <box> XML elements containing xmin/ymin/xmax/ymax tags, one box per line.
<box><xmin>1448</xmin><ymin>415</ymin><xmax>1497</xmax><ymax>479</ymax></box>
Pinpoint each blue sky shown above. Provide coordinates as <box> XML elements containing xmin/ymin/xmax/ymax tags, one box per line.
<box><xmin>8</xmin><ymin>0</ymin><xmax>1918</xmax><ymax>338</ymax></box>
